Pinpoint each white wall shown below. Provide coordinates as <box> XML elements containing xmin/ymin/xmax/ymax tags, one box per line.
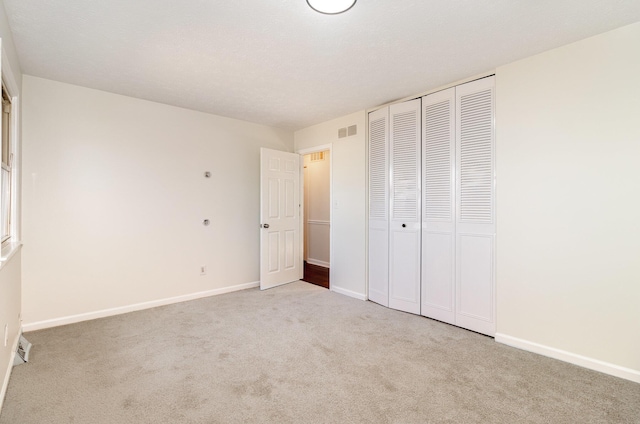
<box><xmin>303</xmin><ymin>152</ymin><xmax>330</xmax><ymax>267</ymax></box>
<box><xmin>295</xmin><ymin>111</ymin><xmax>366</xmax><ymax>299</ymax></box>
<box><xmin>293</xmin><ymin>24</ymin><xmax>640</xmax><ymax>382</ymax></box>
<box><xmin>0</xmin><ymin>250</ymin><xmax>20</xmax><ymax>409</ymax></box>
<box><xmin>495</xmin><ymin>22</ymin><xmax>640</xmax><ymax>380</ymax></box>
<box><xmin>21</xmin><ymin>76</ymin><xmax>293</xmax><ymax>327</ymax></box>
<box><xmin>0</xmin><ymin>0</ymin><xmax>22</xmax><ymax>410</ymax></box>
<box><xmin>0</xmin><ymin>3</ymin><xmax>20</xmax><ymax>90</ymax></box>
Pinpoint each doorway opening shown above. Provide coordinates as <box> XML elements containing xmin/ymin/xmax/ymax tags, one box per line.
<box><xmin>300</xmin><ymin>147</ymin><xmax>331</xmax><ymax>288</ymax></box>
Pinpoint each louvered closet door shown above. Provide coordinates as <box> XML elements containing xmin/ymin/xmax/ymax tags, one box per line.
<box><xmin>368</xmin><ymin>107</ymin><xmax>389</xmax><ymax>307</ymax></box>
<box><xmin>421</xmin><ymin>88</ymin><xmax>456</xmax><ymax>325</ymax></box>
<box><xmin>455</xmin><ymin>76</ymin><xmax>496</xmax><ymax>336</ymax></box>
<box><xmin>389</xmin><ymin>99</ymin><xmax>421</xmax><ymax>315</ymax></box>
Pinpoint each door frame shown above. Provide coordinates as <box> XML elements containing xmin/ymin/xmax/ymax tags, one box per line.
<box><xmin>296</xmin><ymin>144</ymin><xmax>333</xmax><ymax>284</ymax></box>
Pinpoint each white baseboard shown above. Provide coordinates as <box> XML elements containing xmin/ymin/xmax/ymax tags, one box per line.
<box><xmin>306</xmin><ymin>258</ymin><xmax>330</xmax><ymax>268</ymax></box>
<box><xmin>495</xmin><ymin>333</ymin><xmax>640</xmax><ymax>384</ymax></box>
<box><xmin>0</xmin><ymin>329</ymin><xmax>21</xmax><ymax>412</ymax></box>
<box><xmin>330</xmin><ymin>285</ymin><xmax>366</xmax><ymax>301</ymax></box>
<box><xmin>22</xmin><ymin>281</ymin><xmax>260</xmax><ymax>332</ymax></box>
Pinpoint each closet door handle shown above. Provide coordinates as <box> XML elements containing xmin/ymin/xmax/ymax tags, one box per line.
<box><xmin>402</xmin><ymin>224</ymin><xmax>406</xmax><ymax>228</ymax></box>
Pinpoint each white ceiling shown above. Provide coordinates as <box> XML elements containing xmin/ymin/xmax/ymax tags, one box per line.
<box><xmin>3</xmin><ymin>1</ymin><xmax>640</xmax><ymax>130</ymax></box>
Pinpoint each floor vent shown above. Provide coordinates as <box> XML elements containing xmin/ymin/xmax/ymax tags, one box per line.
<box><xmin>13</xmin><ymin>335</ymin><xmax>32</xmax><ymax>366</ymax></box>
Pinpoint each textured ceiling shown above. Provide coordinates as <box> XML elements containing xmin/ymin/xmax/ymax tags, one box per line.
<box><xmin>3</xmin><ymin>1</ymin><xmax>640</xmax><ymax>130</ymax></box>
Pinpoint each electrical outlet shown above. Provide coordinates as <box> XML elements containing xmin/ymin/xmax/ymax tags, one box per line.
<box><xmin>3</xmin><ymin>324</ymin><xmax>7</xmax><ymax>347</ymax></box>
<box><xmin>200</xmin><ymin>266</ymin><xmax>207</xmax><ymax>276</ymax></box>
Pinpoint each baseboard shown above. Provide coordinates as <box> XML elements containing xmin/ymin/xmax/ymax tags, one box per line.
<box><xmin>495</xmin><ymin>333</ymin><xmax>640</xmax><ymax>384</ymax></box>
<box><xmin>306</xmin><ymin>259</ymin><xmax>330</xmax><ymax>268</ymax></box>
<box><xmin>0</xmin><ymin>329</ymin><xmax>21</xmax><ymax>412</ymax></box>
<box><xmin>330</xmin><ymin>285</ymin><xmax>366</xmax><ymax>301</ymax></box>
<box><xmin>22</xmin><ymin>281</ymin><xmax>260</xmax><ymax>332</ymax></box>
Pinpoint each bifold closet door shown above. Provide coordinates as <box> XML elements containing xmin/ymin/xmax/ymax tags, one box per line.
<box><xmin>368</xmin><ymin>107</ymin><xmax>389</xmax><ymax>307</ymax></box>
<box><xmin>388</xmin><ymin>99</ymin><xmax>421</xmax><ymax>315</ymax></box>
<box><xmin>455</xmin><ymin>76</ymin><xmax>496</xmax><ymax>336</ymax></box>
<box><xmin>421</xmin><ymin>88</ymin><xmax>456</xmax><ymax>325</ymax></box>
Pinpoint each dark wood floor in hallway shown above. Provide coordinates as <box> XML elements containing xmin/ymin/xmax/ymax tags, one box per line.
<box><xmin>302</xmin><ymin>261</ymin><xmax>329</xmax><ymax>289</ymax></box>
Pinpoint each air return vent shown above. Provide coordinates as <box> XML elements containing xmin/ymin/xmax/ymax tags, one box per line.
<box><xmin>338</xmin><ymin>125</ymin><xmax>358</xmax><ymax>138</ymax></box>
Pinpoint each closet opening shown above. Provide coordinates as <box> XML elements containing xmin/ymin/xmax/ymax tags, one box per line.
<box><xmin>367</xmin><ymin>76</ymin><xmax>496</xmax><ymax>336</ymax></box>
<box><xmin>300</xmin><ymin>147</ymin><xmax>331</xmax><ymax>288</ymax></box>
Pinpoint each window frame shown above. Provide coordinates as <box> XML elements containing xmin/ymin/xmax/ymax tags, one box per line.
<box><xmin>1</xmin><ymin>82</ymin><xmax>13</xmax><ymax>244</ymax></box>
<box><xmin>0</xmin><ymin>46</ymin><xmax>21</xmax><ymax>256</ymax></box>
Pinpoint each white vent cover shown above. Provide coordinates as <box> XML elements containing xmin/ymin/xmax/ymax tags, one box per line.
<box><xmin>13</xmin><ymin>335</ymin><xmax>32</xmax><ymax>366</ymax></box>
<box><xmin>338</xmin><ymin>124</ymin><xmax>357</xmax><ymax>138</ymax></box>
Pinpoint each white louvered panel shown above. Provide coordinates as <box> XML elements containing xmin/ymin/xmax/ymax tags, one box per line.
<box><xmin>459</xmin><ymin>88</ymin><xmax>493</xmax><ymax>223</ymax></box>
<box><xmin>421</xmin><ymin>87</ymin><xmax>455</xmax><ymax>325</ymax></box>
<box><xmin>368</xmin><ymin>107</ymin><xmax>389</xmax><ymax>307</ymax></box>
<box><xmin>391</xmin><ymin>109</ymin><xmax>419</xmax><ymax>221</ymax></box>
<box><xmin>455</xmin><ymin>76</ymin><xmax>496</xmax><ymax>337</ymax></box>
<box><xmin>424</xmin><ymin>99</ymin><xmax>453</xmax><ymax>221</ymax></box>
<box><xmin>369</xmin><ymin>116</ymin><xmax>388</xmax><ymax>220</ymax></box>
<box><xmin>388</xmin><ymin>99</ymin><xmax>421</xmax><ymax>315</ymax></box>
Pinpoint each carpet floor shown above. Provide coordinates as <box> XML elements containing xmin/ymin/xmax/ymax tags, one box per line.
<box><xmin>1</xmin><ymin>281</ymin><xmax>639</xmax><ymax>423</ymax></box>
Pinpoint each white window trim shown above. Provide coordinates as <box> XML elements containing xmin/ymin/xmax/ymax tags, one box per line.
<box><xmin>0</xmin><ymin>44</ymin><xmax>22</xmax><ymax>263</ymax></box>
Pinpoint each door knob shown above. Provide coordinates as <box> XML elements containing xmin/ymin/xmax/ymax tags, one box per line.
<box><xmin>262</xmin><ymin>223</ymin><xmax>270</xmax><ymax>229</ymax></box>
<box><xmin>402</xmin><ymin>224</ymin><xmax>406</xmax><ymax>228</ymax></box>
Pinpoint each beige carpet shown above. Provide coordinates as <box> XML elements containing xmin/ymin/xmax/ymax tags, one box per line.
<box><xmin>1</xmin><ymin>281</ymin><xmax>639</xmax><ymax>423</ymax></box>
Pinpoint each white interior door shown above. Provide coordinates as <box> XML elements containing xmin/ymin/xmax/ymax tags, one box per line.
<box><xmin>260</xmin><ymin>148</ymin><xmax>301</xmax><ymax>290</ymax></box>
<box><xmin>455</xmin><ymin>76</ymin><xmax>496</xmax><ymax>336</ymax></box>
<box><xmin>421</xmin><ymin>87</ymin><xmax>456</xmax><ymax>325</ymax></box>
<box><xmin>388</xmin><ymin>98</ymin><xmax>422</xmax><ymax>315</ymax></box>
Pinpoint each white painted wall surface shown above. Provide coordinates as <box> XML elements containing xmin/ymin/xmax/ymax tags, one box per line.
<box><xmin>495</xmin><ymin>22</ymin><xmax>640</xmax><ymax>377</ymax></box>
<box><xmin>0</xmin><ymin>250</ymin><xmax>21</xmax><ymax>410</ymax></box>
<box><xmin>303</xmin><ymin>152</ymin><xmax>330</xmax><ymax>267</ymax></box>
<box><xmin>295</xmin><ymin>111</ymin><xmax>366</xmax><ymax>299</ymax></box>
<box><xmin>21</xmin><ymin>76</ymin><xmax>293</xmax><ymax>326</ymax></box>
<box><xmin>0</xmin><ymin>4</ymin><xmax>21</xmax><ymax>90</ymax></box>
<box><xmin>0</xmin><ymin>0</ymin><xmax>23</xmax><ymax>409</ymax></box>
